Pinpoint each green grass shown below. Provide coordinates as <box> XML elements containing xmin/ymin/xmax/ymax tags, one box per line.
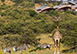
<box><xmin>0</xmin><ymin>33</ymin><xmax>77</xmax><ymax>54</ymax></box>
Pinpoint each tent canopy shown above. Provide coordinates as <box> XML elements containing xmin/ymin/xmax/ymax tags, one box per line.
<box><xmin>36</xmin><ymin>3</ymin><xmax>50</xmax><ymax>10</ymax></box>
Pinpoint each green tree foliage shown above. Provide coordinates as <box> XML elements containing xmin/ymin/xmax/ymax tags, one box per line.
<box><xmin>0</xmin><ymin>1</ymin><xmax>77</xmax><ymax>49</ymax></box>
<box><xmin>60</xmin><ymin>19</ymin><xmax>77</xmax><ymax>47</ymax></box>
<box><xmin>11</xmin><ymin>0</ymin><xmax>24</xmax><ymax>4</ymax></box>
<box><xmin>65</xmin><ymin>11</ymin><xmax>77</xmax><ymax>15</ymax></box>
<box><xmin>0</xmin><ymin>4</ymin><xmax>10</xmax><ymax>10</ymax></box>
<box><xmin>19</xmin><ymin>30</ymin><xmax>40</xmax><ymax>46</ymax></box>
<box><xmin>0</xmin><ymin>22</ymin><xmax>24</xmax><ymax>35</ymax></box>
<box><xmin>0</xmin><ymin>34</ymin><xmax>21</xmax><ymax>46</ymax></box>
<box><xmin>1</xmin><ymin>0</ymin><xmax>5</xmax><ymax>2</ymax></box>
<box><xmin>29</xmin><ymin>10</ymin><xmax>37</xmax><ymax>17</ymax></box>
<box><xmin>22</xmin><ymin>2</ymin><xmax>35</xmax><ymax>7</ymax></box>
<box><xmin>49</xmin><ymin>10</ymin><xmax>62</xmax><ymax>17</ymax></box>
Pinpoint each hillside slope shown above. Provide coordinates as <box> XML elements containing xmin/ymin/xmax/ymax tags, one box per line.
<box><xmin>0</xmin><ymin>0</ymin><xmax>14</xmax><ymax>5</ymax></box>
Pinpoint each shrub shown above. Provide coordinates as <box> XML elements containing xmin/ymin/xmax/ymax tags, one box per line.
<box><xmin>29</xmin><ymin>10</ymin><xmax>37</xmax><ymax>17</ymax></box>
<box><xmin>1</xmin><ymin>0</ymin><xmax>5</xmax><ymax>2</ymax></box>
<box><xmin>49</xmin><ymin>10</ymin><xmax>62</xmax><ymax>17</ymax></box>
<box><xmin>12</xmin><ymin>0</ymin><xmax>24</xmax><ymax>4</ymax></box>
<box><xmin>60</xmin><ymin>19</ymin><xmax>77</xmax><ymax>47</ymax></box>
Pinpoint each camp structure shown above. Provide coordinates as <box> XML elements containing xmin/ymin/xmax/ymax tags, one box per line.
<box><xmin>54</xmin><ymin>5</ymin><xmax>71</xmax><ymax>11</ymax></box>
<box><xmin>36</xmin><ymin>1</ymin><xmax>77</xmax><ymax>13</ymax></box>
<box><xmin>68</xmin><ymin>1</ymin><xmax>77</xmax><ymax>11</ymax></box>
<box><xmin>36</xmin><ymin>3</ymin><xmax>54</xmax><ymax>13</ymax></box>
<box><xmin>68</xmin><ymin>1</ymin><xmax>76</xmax><ymax>5</ymax></box>
<box><xmin>53</xmin><ymin>1</ymin><xmax>77</xmax><ymax>11</ymax></box>
<box><xmin>45</xmin><ymin>0</ymin><xmax>76</xmax><ymax>2</ymax></box>
<box><xmin>68</xmin><ymin>1</ymin><xmax>77</xmax><ymax>5</ymax></box>
<box><xmin>72</xmin><ymin>5</ymin><xmax>77</xmax><ymax>11</ymax></box>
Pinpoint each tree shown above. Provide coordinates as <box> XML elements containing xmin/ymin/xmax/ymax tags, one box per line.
<box><xmin>1</xmin><ymin>0</ymin><xmax>5</xmax><ymax>2</ymax></box>
<box><xmin>60</xmin><ymin>19</ymin><xmax>77</xmax><ymax>47</ymax></box>
<box><xmin>29</xmin><ymin>10</ymin><xmax>37</xmax><ymax>17</ymax></box>
<box><xmin>11</xmin><ymin>0</ymin><xmax>24</xmax><ymax>4</ymax></box>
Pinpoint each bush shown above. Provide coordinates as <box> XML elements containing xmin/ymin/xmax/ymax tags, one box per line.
<box><xmin>12</xmin><ymin>0</ymin><xmax>24</xmax><ymax>4</ymax></box>
<box><xmin>0</xmin><ymin>34</ymin><xmax>21</xmax><ymax>46</ymax></box>
<box><xmin>65</xmin><ymin>11</ymin><xmax>77</xmax><ymax>15</ymax></box>
<box><xmin>60</xmin><ymin>19</ymin><xmax>77</xmax><ymax>47</ymax></box>
<box><xmin>20</xmin><ymin>2</ymin><xmax>35</xmax><ymax>7</ymax></box>
<box><xmin>29</xmin><ymin>10</ymin><xmax>37</xmax><ymax>17</ymax></box>
<box><xmin>0</xmin><ymin>22</ymin><xmax>24</xmax><ymax>35</ymax></box>
<box><xmin>1</xmin><ymin>0</ymin><xmax>5</xmax><ymax>2</ymax></box>
<box><xmin>49</xmin><ymin>10</ymin><xmax>62</xmax><ymax>17</ymax></box>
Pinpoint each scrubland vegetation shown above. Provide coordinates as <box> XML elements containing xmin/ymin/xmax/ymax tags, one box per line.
<box><xmin>0</xmin><ymin>0</ymin><xmax>77</xmax><ymax>54</ymax></box>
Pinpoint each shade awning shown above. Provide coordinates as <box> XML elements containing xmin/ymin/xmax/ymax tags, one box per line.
<box><xmin>36</xmin><ymin>3</ymin><xmax>49</xmax><ymax>10</ymax></box>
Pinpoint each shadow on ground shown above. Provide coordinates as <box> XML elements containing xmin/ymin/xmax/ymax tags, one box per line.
<box><xmin>62</xmin><ymin>46</ymin><xmax>77</xmax><ymax>53</ymax></box>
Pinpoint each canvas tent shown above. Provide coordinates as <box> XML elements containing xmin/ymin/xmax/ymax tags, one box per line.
<box><xmin>36</xmin><ymin>3</ymin><xmax>54</xmax><ymax>13</ymax></box>
<box><xmin>36</xmin><ymin>3</ymin><xmax>50</xmax><ymax>11</ymax></box>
